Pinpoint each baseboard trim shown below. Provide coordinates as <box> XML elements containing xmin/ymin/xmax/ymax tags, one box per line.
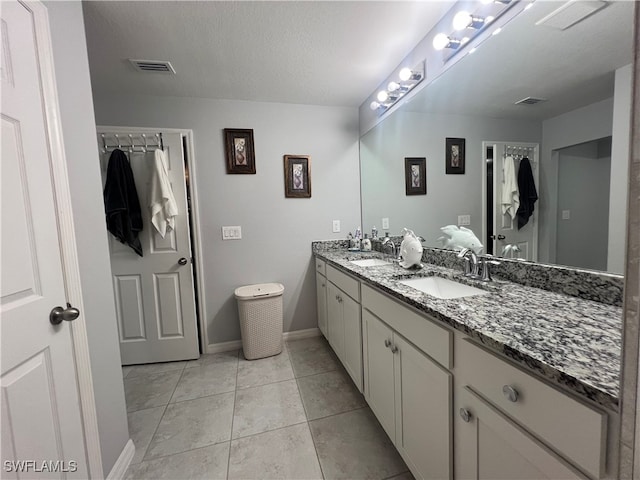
<box><xmin>106</xmin><ymin>439</ymin><xmax>135</xmax><ymax>480</ymax></box>
<box><xmin>205</xmin><ymin>328</ymin><xmax>321</xmax><ymax>354</ymax></box>
<box><xmin>283</xmin><ymin>328</ymin><xmax>321</xmax><ymax>341</ymax></box>
<box><xmin>205</xmin><ymin>339</ymin><xmax>243</xmax><ymax>354</ymax></box>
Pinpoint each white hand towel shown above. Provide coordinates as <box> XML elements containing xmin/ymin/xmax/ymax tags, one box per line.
<box><xmin>501</xmin><ymin>156</ymin><xmax>520</xmax><ymax>219</ymax></box>
<box><xmin>149</xmin><ymin>149</ymin><xmax>178</xmax><ymax>238</ymax></box>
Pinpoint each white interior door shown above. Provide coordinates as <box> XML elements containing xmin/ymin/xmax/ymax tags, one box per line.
<box><xmin>98</xmin><ymin>130</ymin><xmax>199</xmax><ymax>365</ymax></box>
<box><xmin>1</xmin><ymin>1</ymin><xmax>89</xmax><ymax>476</ymax></box>
<box><xmin>488</xmin><ymin>142</ymin><xmax>539</xmax><ymax>261</ymax></box>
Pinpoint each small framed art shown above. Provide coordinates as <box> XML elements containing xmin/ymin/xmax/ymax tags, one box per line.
<box><xmin>405</xmin><ymin>157</ymin><xmax>426</xmax><ymax>195</ymax></box>
<box><xmin>445</xmin><ymin>137</ymin><xmax>465</xmax><ymax>174</ymax></box>
<box><xmin>224</xmin><ymin>128</ymin><xmax>255</xmax><ymax>174</ymax></box>
<box><xmin>283</xmin><ymin>155</ymin><xmax>311</xmax><ymax>198</ymax></box>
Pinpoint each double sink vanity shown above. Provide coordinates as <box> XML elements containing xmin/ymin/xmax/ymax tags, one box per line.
<box><xmin>313</xmin><ymin>240</ymin><xmax>622</xmax><ymax>480</ymax></box>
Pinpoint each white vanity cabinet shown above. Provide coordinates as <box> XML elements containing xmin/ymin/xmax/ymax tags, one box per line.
<box><xmin>456</xmin><ymin>386</ymin><xmax>585</xmax><ymax>480</ymax></box>
<box><xmin>315</xmin><ymin>258</ymin><xmax>328</xmax><ymax>338</ymax></box>
<box><xmin>362</xmin><ymin>284</ymin><xmax>453</xmax><ymax>480</ymax></box>
<box><xmin>455</xmin><ymin>338</ymin><xmax>610</xmax><ymax>480</ymax></box>
<box><xmin>326</xmin><ymin>265</ymin><xmax>363</xmax><ymax>392</ymax></box>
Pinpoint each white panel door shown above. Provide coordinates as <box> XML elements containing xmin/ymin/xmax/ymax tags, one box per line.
<box><xmin>1</xmin><ymin>1</ymin><xmax>88</xmax><ymax>477</ymax></box>
<box><xmin>98</xmin><ymin>131</ymin><xmax>199</xmax><ymax>365</ymax></box>
<box><xmin>490</xmin><ymin>142</ymin><xmax>539</xmax><ymax>261</ymax></box>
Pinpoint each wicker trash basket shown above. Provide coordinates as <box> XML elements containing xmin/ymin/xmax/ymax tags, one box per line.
<box><xmin>235</xmin><ymin>283</ymin><xmax>284</xmax><ymax>360</ymax></box>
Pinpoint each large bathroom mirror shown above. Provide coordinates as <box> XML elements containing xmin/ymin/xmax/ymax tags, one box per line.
<box><xmin>360</xmin><ymin>0</ymin><xmax>633</xmax><ymax>274</ymax></box>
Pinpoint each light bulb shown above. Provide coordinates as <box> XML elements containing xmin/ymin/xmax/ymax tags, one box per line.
<box><xmin>453</xmin><ymin>11</ymin><xmax>472</xmax><ymax>31</ymax></box>
<box><xmin>432</xmin><ymin>33</ymin><xmax>450</xmax><ymax>51</ymax></box>
<box><xmin>485</xmin><ymin>15</ymin><xmax>495</xmax><ymax>23</ymax></box>
<box><xmin>399</xmin><ymin>68</ymin><xmax>412</xmax><ymax>81</ymax></box>
<box><xmin>370</xmin><ymin>101</ymin><xmax>380</xmax><ymax>110</ymax></box>
<box><xmin>377</xmin><ymin>90</ymin><xmax>389</xmax><ymax>102</ymax></box>
<box><xmin>388</xmin><ymin>81</ymin><xmax>400</xmax><ymax>92</ymax></box>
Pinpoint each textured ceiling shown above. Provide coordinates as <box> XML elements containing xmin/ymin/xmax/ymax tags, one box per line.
<box><xmin>82</xmin><ymin>1</ymin><xmax>456</xmax><ymax>107</ymax></box>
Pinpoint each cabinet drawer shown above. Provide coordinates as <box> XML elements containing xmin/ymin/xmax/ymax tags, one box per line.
<box><xmin>361</xmin><ymin>284</ymin><xmax>451</xmax><ymax>369</ymax></box>
<box><xmin>457</xmin><ymin>339</ymin><xmax>607</xmax><ymax>479</ymax></box>
<box><xmin>327</xmin><ymin>265</ymin><xmax>360</xmax><ymax>302</ymax></box>
<box><xmin>315</xmin><ymin>257</ymin><xmax>326</xmax><ymax>276</ymax></box>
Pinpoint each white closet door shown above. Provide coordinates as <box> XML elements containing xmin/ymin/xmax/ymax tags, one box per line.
<box><xmin>100</xmin><ymin>131</ymin><xmax>199</xmax><ymax>365</ymax></box>
<box><xmin>1</xmin><ymin>1</ymin><xmax>89</xmax><ymax>476</ymax></box>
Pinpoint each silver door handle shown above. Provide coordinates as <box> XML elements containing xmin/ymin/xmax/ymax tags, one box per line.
<box><xmin>50</xmin><ymin>303</ymin><xmax>80</xmax><ymax>325</ymax></box>
<box><xmin>459</xmin><ymin>408</ymin><xmax>472</xmax><ymax>423</ymax></box>
<box><xmin>178</xmin><ymin>257</ymin><xmax>188</xmax><ymax>266</ymax></box>
<box><xmin>384</xmin><ymin>339</ymin><xmax>391</xmax><ymax>348</ymax></box>
<box><xmin>390</xmin><ymin>345</ymin><xmax>398</xmax><ymax>354</ymax></box>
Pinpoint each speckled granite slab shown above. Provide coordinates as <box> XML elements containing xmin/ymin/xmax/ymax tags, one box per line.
<box><xmin>312</xmin><ymin>245</ymin><xmax>622</xmax><ymax>411</ymax></box>
<box><xmin>313</xmin><ymin>240</ymin><xmax>624</xmax><ymax>307</ymax></box>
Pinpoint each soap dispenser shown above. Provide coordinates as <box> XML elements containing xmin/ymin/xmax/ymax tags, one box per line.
<box><xmin>362</xmin><ymin>234</ymin><xmax>372</xmax><ymax>251</ymax></box>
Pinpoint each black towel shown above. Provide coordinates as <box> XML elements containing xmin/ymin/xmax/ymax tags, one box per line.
<box><xmin>516</xmin><ymin>157</ymin><xmax>538</xmax><ymax>230</ymax></box>
<box><xmin>103</xmin><ymin>149</ymin><xmax>143</xmax><ymax>256</ymax></box>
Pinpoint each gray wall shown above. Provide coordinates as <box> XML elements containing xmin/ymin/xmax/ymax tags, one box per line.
<box><xmin>92</xmin><ymin>94</ymin><xmax>361</xmax><ymax>346</ymax></box>
<box><xmin>45</xmin><ymin>1</ymin><xmax>129</xmax><ymax>474</ymax></box>
<box><xmin>540</xmin><ymin>98</ymin><xmax>614</xmax><ymax>266</ymax></box>
<box><xmin>360</xmin><ymin>110</ymin><xmax>542</xmax><ymax>247</ymax></box>
<box><xmin>608</xmin><ymin>63</ymin><xmax>632</xmax><ymax>273</ymax></box>
<box><xmin>556</xmin><ymin>139</ymin><xmax>611</xmax><ymax>271</ymax></box>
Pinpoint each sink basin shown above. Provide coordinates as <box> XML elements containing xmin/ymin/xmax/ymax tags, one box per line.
<box><xmin>350</xmin><ymin>258</ymin><xmax>391</xmax><ymax>267</ymax></box>
<box><xmin>399</xmin><ymin>276</ymin><xmax>489</xmax><ymax>299</ymax></box>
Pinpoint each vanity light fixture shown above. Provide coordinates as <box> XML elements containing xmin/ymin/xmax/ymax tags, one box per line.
<box><xmin>433</xmin><ymin>33</ymin><xmax>462</xmax><ymax>51</ymax></box>
<box><xmin>453</xmin><ymin>11</ymin><xmax>488</xmax><ymax>31</ymax></box>
<box><xmin>370</xmin><ymin>61</ymin><xmax>425</xmax><ymax>113</ymax></box>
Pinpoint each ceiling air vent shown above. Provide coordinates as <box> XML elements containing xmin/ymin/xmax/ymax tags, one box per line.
<box><xmin>129</xmin><ymin>59</ymin><xmax>176</xmax><ymax>74</ymax></box>
<box><xmin>515</xmin><ymin>97</ymin><xmax>547</xmax><ymax>106</ymax></box>
<box><xmin>535</xmin><ymin>1</ymin><xmax>608</xmax><ymax>30</ymax></box>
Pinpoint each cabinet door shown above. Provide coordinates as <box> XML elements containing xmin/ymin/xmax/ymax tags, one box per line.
<box><xmin>327</xmin><ymin>282</ymin><xmax>344</xmax><ymax>360</ymax></box>
<box><xmin>362</xmin><ymin>309</ymin><xmax>396</xmax><ymax>442</ymax></box>
<box><xmin>342</xmin><ymin>294</ymin><xmax>362</xmax><ymax>392</ymax></box>
<box><xmin>395</xmin><ymin>335</ymin><xmax>452</xmax><ymax>480</ymax></box>
<box><xmin>316</xmin><ymin>272</ymin><xmax>328</xmax><ymax>339</ymax></box>
<box><xmin>456</xmin><ymin>387</ymin><xmax>586</xmax><ymax>480</ymax></box>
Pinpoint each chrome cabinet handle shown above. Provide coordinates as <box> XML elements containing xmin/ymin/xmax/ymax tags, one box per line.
<box><xmin>50</xmin><ymin>303</ymin><xmax>80</xmax><ymax>325</ymax></box>
<box><xmin>502</xmin><ymin>385</ymin><xmax>519</xmax><ymax>402</ymax></box>
<box><xmin>384</xmin><ymin>339</ymin><xmax>391</xmax><ymax>348</ymax></box>
<box><xmin>459</xmin><ymin>408</ymin><xmax>472</xmax><ymax>423</ymax></box>
<box><xmin>178</xmin><ymin>257</ymin><xmax>188</xmax><ymax>266</ymax></box>
<box><xmin>390</xmin><ymin>345</ymin><xmax>398</xmax><ymax>354</ymax></box>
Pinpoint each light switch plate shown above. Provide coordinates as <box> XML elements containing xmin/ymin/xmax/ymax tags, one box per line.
<box><xmin>222</xmin><ymin>226</ymin><xmax>242</xmax><ymax>240</ymax></box>
<box><xmin>332</xmin><ymin>220</ymin><xmax>341</xmax><ymax>233</ymax></box>
<box><xmin>458</xmin><ymin>215</ymin><xmax>471</xmax><ymax>226</ymax></box>
<box><xmin>562</xmin><ymin>210</ymin><xmax>571</xmax><ymax>220</ymax></box>
<box><xmin>382</xmin><ymin>218</ymin><xmax>390</xmax><ymax>230</ymax></box>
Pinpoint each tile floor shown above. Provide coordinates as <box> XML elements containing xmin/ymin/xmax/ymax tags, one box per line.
<box><xmin>123</xmin><ymin>336</ymin><xmax>413</xmax><ymax>480</ymax></box>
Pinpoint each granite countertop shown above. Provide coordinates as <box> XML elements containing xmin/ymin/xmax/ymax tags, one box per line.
<box><xmin>315</xmin><ymin>250</ymin><xmax>622</xmax><ymax>412</ymax></box>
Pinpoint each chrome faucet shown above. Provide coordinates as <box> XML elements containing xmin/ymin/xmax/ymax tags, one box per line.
<box><xmin>457</xmin><ymin>248</ymin><xmax>479</xmax><ymax>278</ymax></box>
<box><xmin>382</xmin><ymin>237</ymin><xmax>399</xmax><ymax>261</ymax></box>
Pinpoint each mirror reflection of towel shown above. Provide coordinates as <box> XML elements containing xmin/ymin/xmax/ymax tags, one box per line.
<box><xmin>103</xmin><ymin>149</ymin><xmax>143</xmax><ymax>256</ymax></box>
<box><xmin>149</xmin><ymin>149</ymin><xmax>178</xmax><ymax>237</ymax></box>
<box><xmin>501</xmin><ymin>156</ymin><xmax>520</xmax><ymax>220</ymax></box>
<box><xmin>516</xmin><ymin>157</ymin><xmax>538</xmax><ymax>230</ymax></box>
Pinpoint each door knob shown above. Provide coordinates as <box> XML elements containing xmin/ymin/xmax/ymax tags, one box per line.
<box><xmin>502</xmin><ymin>385</ymin><xmax>519</xmax><ymax>402</ymax></box>
<box><xmin>497</xmin><ymin>235</ymin><xmax>506</xmax><ymax>240</ymax></box>
<box><xmin>178</xmin><ymin>257</ymin><xmax>188</xmax><ymax>266</ymax></box>
<box><xmin>50</xmin><ymin>303</ymin><xmax>80</xmax><ymax>325</ymax></box>
<box><xmin>384</xmin><ymin>339</ymin><xmax>391</xmax><ymax>348</ymax></box>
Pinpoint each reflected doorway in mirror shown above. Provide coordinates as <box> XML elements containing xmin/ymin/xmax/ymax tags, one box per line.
<box><xmin>446</xmin><ymin>137</ymin><xmax>465</xmax><ymax>174</ymax></box>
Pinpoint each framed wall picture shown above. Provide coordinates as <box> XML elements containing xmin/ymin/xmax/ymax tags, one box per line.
<box><xmin>283</xmin><ymin>155</ymin><xmax>311</xmax><ymax>198</ymax></box>
<box><xmin>445</xmin><ymin>137</ymin><xmax>465</xmax><ymax>174</ymax></box>
<box><xmin>224</xmin><ymin>128</ymin><xmax>255</xmax><ymax>174</ymax></box>
<box><xmin>404</xmin><ymin>157</ymin><xmax>426</xmax><ymax>195</ymax></box>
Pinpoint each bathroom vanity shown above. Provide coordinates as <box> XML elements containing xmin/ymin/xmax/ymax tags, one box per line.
<box><xmin>313</xmin><ymin>241</ymin><xmax>622</xmax><ymax>480</ymax></box>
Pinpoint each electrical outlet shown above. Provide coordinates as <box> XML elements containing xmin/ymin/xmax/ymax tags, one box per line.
<box><xmin>382</xmin><ymin>218</ymin><xmax>390</xmax><ymax>230</ymax></box>
<box><xmin>458</xmin><ymin>215</ymin><xmax>471</xmax><ymax>226</ymax></box>
<box><xmin>332</xmin><ymin>220</ymin><xmax>341</xmax><ymax>233</ymax></box>
<box><xmin>562</xmin><ymin>210</ymin><xmax>571</xmax><ymax>220</ymax></box>
<box><xmin>222</xmin><ymin>226</ymin><xmax>242</xmax><ymax>240</ymax></box>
